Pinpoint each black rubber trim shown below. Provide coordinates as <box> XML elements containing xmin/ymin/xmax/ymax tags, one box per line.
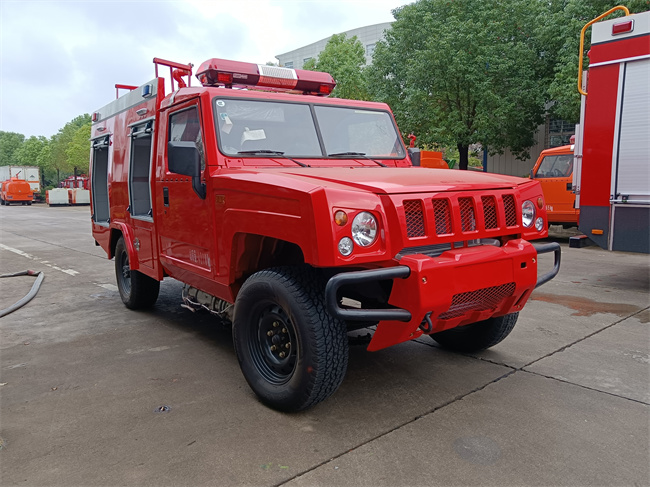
<box><xmin>533</xmin><ymin>242</ymin><xmax>561</xmax><ymax>288</ymax></box>
<box><xmin>325</xmin><ymin>266</ymin><xmax>411</xmax><ymax>322</ymax></box>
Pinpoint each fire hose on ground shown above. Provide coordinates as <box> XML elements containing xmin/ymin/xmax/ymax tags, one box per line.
<box><xmin>0</xmin><ymin>270</ymin><xmax>44</xmax><ymax>318</ymax></box>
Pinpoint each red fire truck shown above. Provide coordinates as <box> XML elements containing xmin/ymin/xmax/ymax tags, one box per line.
<box><xmin>90</xmin><ymin>58</ymin><xmax>560</xmax><ymax>411</ymax></box>
<box><xmin>573</xmin><ymin>7</ymin><xmax>649</xmax><ymax>253</ymax></box>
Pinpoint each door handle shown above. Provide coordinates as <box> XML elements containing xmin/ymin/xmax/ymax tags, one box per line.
<box><xmin>163</xmin><ymin>187</ymin><xmax>169</xmax><ymax>206</ymax></box>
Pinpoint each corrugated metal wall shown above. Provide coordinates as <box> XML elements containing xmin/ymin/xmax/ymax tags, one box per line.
<box><xmin>485</xmin><ymin>123</ymin><xmax>546</xmax><ymax>177</ymax></box>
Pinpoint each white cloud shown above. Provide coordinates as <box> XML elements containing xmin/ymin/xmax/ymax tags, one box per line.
<box><xmin>0</xmin><ymin>0</ymin><xmax>408</xmax><ymax>138</ymax></box>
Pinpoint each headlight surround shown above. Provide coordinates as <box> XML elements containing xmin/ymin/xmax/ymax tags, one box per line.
<box><xmin>522</xmin><ymin>200</ymin><xmax>536</xmax><ymax>228</ymax></box>
<box><xmin>351</xmin><ymin>211</ymin><xmax>378</xmax><ymax>247</ymax></box>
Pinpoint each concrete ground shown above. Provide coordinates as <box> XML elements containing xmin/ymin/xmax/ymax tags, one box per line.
<box><xmin>1</xmin><ymin>204</ymin><xmax>648</xmax><ymax>487</ymax></box>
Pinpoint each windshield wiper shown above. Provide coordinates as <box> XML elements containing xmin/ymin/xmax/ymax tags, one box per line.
<box><xmin>237</xmin><ymin>150</ymin><xmax>309</xmax><ymax>167</ymax></box>
<box><xmin>327</xmin><ymin>151</ymin><xmax>387</xmax><ymax>167</ymax></box>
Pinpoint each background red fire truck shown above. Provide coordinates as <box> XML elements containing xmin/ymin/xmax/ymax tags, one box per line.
<box><xmin>573</xmin><ymin>7</ymin><xmax>649</xmax><ymax>253</ymax></box>
<box><xmin>89</xmin><ymin>57</ymin><xmax>559</xmax><ymax>411</ymax></box>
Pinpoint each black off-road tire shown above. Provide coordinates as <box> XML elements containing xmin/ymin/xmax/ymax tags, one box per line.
<box><xmin>233</xmin><ymin>266</ymin><xmax>349</xmax><ymax>412</ymax></box>
<box><xmin>114</xmin><ymin>236</ymin><xmax>160</xmax><ymax>310</ymax></box>
<box><xmin>430</xmin><ymin>312</ymin><xmax>519</xmax><ymax>352</ymax></box>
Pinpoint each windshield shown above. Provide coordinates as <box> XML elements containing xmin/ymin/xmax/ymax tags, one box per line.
<box><xmin>214</xmin><ymin>98</ymin><xmax>405</xmax><ymax>159</ymax></box>
<box><xmin>536</xmin><ymin>154</ymin><xmax>573</xmax><ymax>178</ymax></box>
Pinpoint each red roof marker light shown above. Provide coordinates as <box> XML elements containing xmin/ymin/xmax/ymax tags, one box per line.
<box><xmin>612</xmin><ymin>19</ymin><xmax>634</xmax><ymax>35</ymax></box>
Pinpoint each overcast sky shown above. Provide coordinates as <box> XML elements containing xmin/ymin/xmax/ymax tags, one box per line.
<box><xmin>0</xmin><ymin>0</ymin><xmax>409</xmax><ymax>139</ymax></box>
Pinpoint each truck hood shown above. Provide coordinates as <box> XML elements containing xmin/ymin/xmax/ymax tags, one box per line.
<box><xmin>253</xmin><ymin>167</ymin><xmax>527</xmax><ymax>194</ymax></box>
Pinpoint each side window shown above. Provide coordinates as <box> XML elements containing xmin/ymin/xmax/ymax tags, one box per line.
<box><xmin>91</xmin><ymin>135</ymin><xmax>111</xmax><ymax>223</ymax></box>
<box><xmin>129</xmin><ymin>120</ymin><xmax>153</xmax><ymax>217</ymax></box>
<box><xmin>169</xmin><ymin>106</ymin><xmax>205</xmax><ymax>171</ymax></box>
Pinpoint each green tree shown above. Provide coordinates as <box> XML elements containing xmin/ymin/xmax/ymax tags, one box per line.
<box><xmin>368</xmin><ymin>0</ymin><xmax>550</xmax><ymax>170</ymax></box>
<box><xmin>49</xmin><ymin>114</ymin><xmax>91</xmax><ymax>183</ymax></box>
<box><xmin>14</xmin><ymin>135</ymin><xmax>48</xmax><ymax>166</ymax></box>
<box><xmin>304</xmin><ymin>33</ymin><xmax>370</xmax><ymax>100</ymax></box>
<box><xmin>543</xmin><ymin>0</ymin><xmax>649</xmax><ymax>123</ymax></box>
<box><xmin>66</xmin><ymin>122</ymin><xmax>91</xmax><ymax>175</ymax></box>
<box><xmin>0</xmin><ymin>131</ymin><xmax>25</xmax><ymax>166</ymax></box>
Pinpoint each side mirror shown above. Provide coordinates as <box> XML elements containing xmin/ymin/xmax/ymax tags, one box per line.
<box><xmin>168</xmin><ymin>141</ymin><xmax>206</xmax><ymax>199</ymax></box>
<box><xmin>408</xmin><ymin>147</ymin><xmax>421</xmax><ymax>166</ymax></box>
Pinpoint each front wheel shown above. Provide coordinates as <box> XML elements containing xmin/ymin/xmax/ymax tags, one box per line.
<box><xmin>114</xmin><ymin>236</ymin><xmax>160</xmax><ymax>309</ymax></box>
<box><xmin>233</xmin><ymin>266</ymin><xmax>348</xmax><ymax>412</ymax></box>
<box><xmin>430</xmin><ymin>313</ymin><xmax>519</xmax><ymax>352</ymax></box>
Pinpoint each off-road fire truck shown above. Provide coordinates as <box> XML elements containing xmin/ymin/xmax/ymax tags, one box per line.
<box><xmin>90</xmin><ymin>58</ymin><xmax>560</xmax><ymax>411</ymax></box>
<box><xmin>573</xmin><ymin>7</ymin><xmax>649</xmax><ymax>253</ymax></box>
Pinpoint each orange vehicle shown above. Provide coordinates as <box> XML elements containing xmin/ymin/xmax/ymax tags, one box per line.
<box><xmin>531</xmin><ymin>144</ymin><xmax>577</xmax><ymax>227</ymax></box>
<box><xmin>0</xmin><ymin>178</ymin><xmax>33</xmax><ymax>206</ymax></box>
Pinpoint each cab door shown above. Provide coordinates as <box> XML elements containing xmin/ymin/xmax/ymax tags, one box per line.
<box><xmin>533</xmin><ymin>151</ymin><xmax>578</xmax><ymax>225</ymax></box>
<box><xmin>156</xmin><ymin>101</ymin><xmax>214</xmax><ymax>284</ymax></box>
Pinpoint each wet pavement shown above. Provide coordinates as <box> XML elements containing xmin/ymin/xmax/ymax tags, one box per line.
<box><xmin>1</xmin><ymin>205</ymin><xmax>648</xmax><ymax>486</ymax></box>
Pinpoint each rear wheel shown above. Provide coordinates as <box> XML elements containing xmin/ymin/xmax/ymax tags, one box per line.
<box><xmin>430</xmin><ymin>313</ymin><xmax>519</xmax><ymax>352</ymax></box>
<box><xmin>233</xmin><ymin>266</ymin><xmax>348</xmax><ymax>412</ymax></box>
<box><xmin>114</xmin><ymin>236</ymin><xmax>160</xmax><ymax>309</ymax></box>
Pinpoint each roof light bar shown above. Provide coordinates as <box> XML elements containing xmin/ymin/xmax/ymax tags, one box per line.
<box><xmin>195</xmin><ymin>58</ymin><xmax>336</xmax><ymax>96</ymax></box>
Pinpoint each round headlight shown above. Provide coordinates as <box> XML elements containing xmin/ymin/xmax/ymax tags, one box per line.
<box><xmin>351</xmin><ymin>212</ymin><xmax>378</xmax><ymax>247</ymax></box>
<box><xmin>338</xmin><ymin>237</ymin><xmax>353</xmax><ymax>256</ymax></box>
<box><xmin>522</xmin><ymin>200</ymin><xmax>536</xmax><ymax>228</ymax></box>
<box><xmin>535</xmin><ymin>217</ymin><xmax>544</xmax><ymax>231</ymax></box>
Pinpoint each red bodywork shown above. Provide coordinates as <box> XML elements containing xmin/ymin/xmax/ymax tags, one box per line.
<box><xmin>90</xmin><ymin>59</ymin><xmax>553</xmax><ymax>351</ymax></box>
<box><xmin>575</xmin><ymin>10</ymin><xmax>649</xmax><ymax>253</ymax></box>
<box><xmin>60</xmin><ymin>175</ymin><xmax>90</xmax><ymax>190</ymax></box>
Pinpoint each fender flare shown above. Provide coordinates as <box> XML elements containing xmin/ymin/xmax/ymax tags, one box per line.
<box><xmin>109</xmin><ymin>223</ymin><xmax>140</xmax><ymax>271</ymax></box>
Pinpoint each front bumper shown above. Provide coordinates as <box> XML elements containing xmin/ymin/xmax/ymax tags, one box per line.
<box><xmin>325</xmin><ymin>240</ymin><xmax>560</xmax><ymax>351</ymax></box>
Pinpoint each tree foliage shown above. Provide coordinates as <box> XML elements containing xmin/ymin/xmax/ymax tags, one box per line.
<box><xmin>49</xmin><ymin>114</ymin><xmax>91</xmax><ymax>182</ymax></box>
<box><xmin>368</xmin><ymin>0</ymin><xmax>549</xmax><ymax>169</ymax></box>
<box><xmin>0</xmin><ymin>114</ymin><xmax>90</xmax><ymax>185</ymax></box>
<box><xmin>542</xmin><ymin>0</ymin><xmax>649</xmax><ymax>123</ymax></box>
<box><xmin>303</xmin><ymin>33</ymin><xmax>370</xmax><ymax>100</ymax></box>
<box><xmin>66</xmin><ymin>122</ymin><xmax>92</xmax><ymax>174</ymax></box>
<box><xmin>0</xmin><ymin>132</ymin><xmax>25</xmax><ymax>166</ymax></box>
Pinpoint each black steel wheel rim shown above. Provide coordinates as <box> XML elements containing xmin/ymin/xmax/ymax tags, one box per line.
<box><xmin>249</xmin><ymin>303</ymin><xmax>298</xmax><ymax>385</ymax></box>
<box><xmin>118</xmin><ymin>249</ymin><xmax>131</xmax><ymax>295</ymax></box>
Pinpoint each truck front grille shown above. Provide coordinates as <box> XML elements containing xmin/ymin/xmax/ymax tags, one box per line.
<box><xmin>438</xmin><ymin>282</ymin><xmax>516</xmax><ymax>320</ymax></box>
<box><xmin>503</xmin><ymin>194</ymin><xmax>517</xmax><ymax>227</ymax></box>
<box><xmin>482</xmin><ymin>196</ymin><xmax>498</xmax><ymax>229</ymax></box>
<box><xmin>433</xmin><ymin>198</ymin><xmax>452</xmax><ymax>235</ymax></box>
<box><xmin>404</xmin><ymin>199</ymin><xmax>425</xmax><ymax>237</ymax></box>
<box><xmin>459</xmin><ymin>197</ymin><xmax>476</xmax><ymax>232</ymax></box>
<box><xmin>400</xmin><ymin>192</ymin><xmax>519</xmax><ymax>240</ymax></box>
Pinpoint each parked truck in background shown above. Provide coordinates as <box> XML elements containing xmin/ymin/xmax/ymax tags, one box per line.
<box><xmin>573</xmin><ymin>7</ymin><xmax>649</xmax><ymax>253</ymax></box>
<box><xmin>531</xmin><ymin>143</ymin><xmax>578</xmax><ymax>228</ymax></box>
<box><xmin>89</xmin><ymin>57</ymin><xmax>560</xmax><ymax>411</ymax></box>
<box><xmin>0</xmin><ymin>165</ymin><xmax>41</xmax><ymax>199</ymax></box>
<box><xmin>0</xmin><ymin>178</ymin><xmax>33</xmax><ymax>205</ymax></box>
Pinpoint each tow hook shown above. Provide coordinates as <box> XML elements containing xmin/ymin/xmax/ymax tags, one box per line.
<box><xmin>419</xmin><ymin>312</ymin><xmax>433</xmax><ymax>334</ymax></box>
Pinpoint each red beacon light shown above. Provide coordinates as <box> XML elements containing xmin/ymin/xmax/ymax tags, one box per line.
<box><xmin>612</xmin><ymin>19</ymin><xmax>634</xmax><ymax>35</ymax></box>
<box><xmin>195</xmin><ymin>58</ymin><xmax>336</xmax><ymax>96</ymax></box>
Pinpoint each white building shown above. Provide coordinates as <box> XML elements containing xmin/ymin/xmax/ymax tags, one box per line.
<box><xmin>275</xmin><ymin>22</ymin><xmax>392</xmax><ymax>69</ymax></box>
